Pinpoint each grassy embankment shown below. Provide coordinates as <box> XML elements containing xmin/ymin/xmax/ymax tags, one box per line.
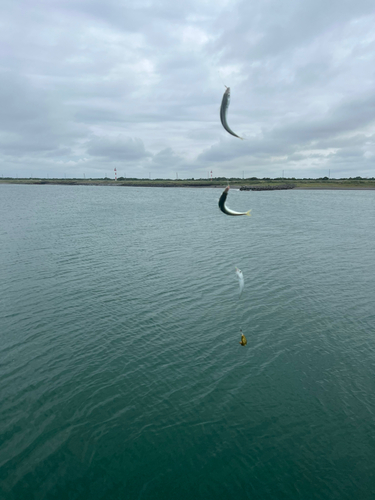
<box><xmin>1</xmin><ymin>177</ymin><xmax>375</xmax><ymax>189</ymax></box>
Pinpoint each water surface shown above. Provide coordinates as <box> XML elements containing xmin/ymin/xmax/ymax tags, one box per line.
<box><xmin>1</xmin><ymin>185</ymin><xmax>375</xmax><ymax>499</ymax></box>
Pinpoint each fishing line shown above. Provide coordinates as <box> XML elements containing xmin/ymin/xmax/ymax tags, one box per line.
<box><xmin>217</xmin><ymin>69</ymin><xmax>228</xmax><ymax>89</ymax></box>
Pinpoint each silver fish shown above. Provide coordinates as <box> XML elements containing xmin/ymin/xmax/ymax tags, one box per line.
<box><xmin>220</xmin><ymin>87</ymin><xmax>243</xmax><ymax>140</ymax></box>
<box><xmin>218</xmin><ymin>186</ymin><xmax>251</xmax><ymax>216</ymax></box>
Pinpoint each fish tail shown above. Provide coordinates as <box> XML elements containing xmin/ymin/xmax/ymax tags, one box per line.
<box><xmin>246</xmin><ymin>210</ymin><xmax>251</xmax><ymax>216</ymax></box>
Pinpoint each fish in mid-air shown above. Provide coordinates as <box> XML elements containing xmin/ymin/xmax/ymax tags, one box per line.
<box><xmin>218</xmin><ymin>186</ymin><xmax>251</xmax><ymax>216</ymax></box>
<box><xmin>220</xmin><ymin>87</ymin><xmax>243</xmax><ymax>140</ymax></box>
<box><xmin>239</xmin><ymin>329</ymin><xmax>247</xmax><ymax>346</ymax></box>
<box><xmin>235</xmin><ymin>267</ymin><xmax>244</xmax><ymax>297</ymax></box>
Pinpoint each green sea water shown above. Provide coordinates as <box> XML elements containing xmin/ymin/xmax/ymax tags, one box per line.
<box><xmin>1</xmin><ymin>185</ymin><xmax>375</xmax><ymax>499</ymax></box>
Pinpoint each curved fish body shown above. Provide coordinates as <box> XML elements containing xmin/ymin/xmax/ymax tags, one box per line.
<box><xmin>218</xmin><ymin>186</ymin><xmax>251</xmax><ymax>216</ymax></box>
<box><xmin>220</xmin><ymin>87</ymin><xmax>243</xmax><ymax>140</ymax></box>
<box><xmin>235</xmin><ymin>267</ymin><xmax>244</xmax><ymax>297</ymax></box>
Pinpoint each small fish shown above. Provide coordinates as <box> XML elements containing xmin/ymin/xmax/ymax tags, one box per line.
<box><xmin>235</xmin><ymin>267</ymin><xmax>244</xmax><ymax>297</ymax></box>
<box><xmin>220</xmin><ymin>87</ymin><xmax>243</xmax><ymax>140</ymax></box>
<box><xmin>239</xmin><ymin>329</ymin><xmax>247</xmax><ymax>346</ymax></box>
<box><xmin>218</xmin><ymin>186</ymin><xmax>251</xmax><ymax>216</ymax></box>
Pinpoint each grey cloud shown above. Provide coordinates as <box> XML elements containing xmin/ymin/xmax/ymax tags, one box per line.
<box><xmin>86</xmin><ymin>136</ymin><xmax>152</xmax><ymax>162</ymax></box>
<box><xmin>312</xmin><ymin>134</ymin><xmax>372</xmax><ymax>150</ymax></box>
<box><xmin>0</xmin><ymin>70</ymin><xmax>84</xmax><ymax>159</ymax></box>
<box><xmin>212</xmin><ymin>0</ymin><xmax>375</xmax><ymax>62</ymax></box>
<box><xmin>267</xmin><ymin>93</ymin><xmax>375</xmax><ymax>147</ymax></box>
<box><xmin>198</xmin><ymin>134</ymin><xmax>294</xmax><ymax>163</ymax></box>
<box><xmin>75</xmin><ymin>108</ymin><xmax>126</xmax><ymax>125</ymax></box>
<box><xmin>328</xmin><ymin>148</ymin><xmax>367</xmax><ymax>161</ymax></box>
<box><xmin>1</xmin><ymin>0</ymin><xmax>375</xmax><ymax>178</ymax></box>
<box><xmin>152</xmin><ymin>147</ymin><xmax>183</xmax><ymax>167</ymax></box>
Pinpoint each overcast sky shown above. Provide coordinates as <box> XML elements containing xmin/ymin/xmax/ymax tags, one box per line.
<box><xmin>1</xmin><ymin>0</ymin><xmax>375</xmax><ymax>179</ymax></box>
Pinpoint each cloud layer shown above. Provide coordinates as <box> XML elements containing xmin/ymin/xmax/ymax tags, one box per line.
<box><xmin>1</xmin><ymin>0</ymin><xmax>375</xmax><ymax>178</ymax></box>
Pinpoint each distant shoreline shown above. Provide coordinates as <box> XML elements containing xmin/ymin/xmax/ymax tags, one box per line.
<box><xmin>1</xmin><ymin>179</ymin><xmax>375</xmax><ymax>190</ymax></box>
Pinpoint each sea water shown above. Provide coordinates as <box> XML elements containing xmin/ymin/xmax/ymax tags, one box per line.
<box><xmin>1</xmin><ymin>184</ymin><xmax>374</xmax><ymax>499</ymax></box>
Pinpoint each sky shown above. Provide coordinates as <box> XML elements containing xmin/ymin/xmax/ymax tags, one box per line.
<box><xmin>1</xmin><ymin>0</ymin><xmax>375</xmax><ymax>179</ymax></box>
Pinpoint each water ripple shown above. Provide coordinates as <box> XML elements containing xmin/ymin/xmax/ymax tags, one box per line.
<box><xmin>1</xmin><ymin>186</ymin><xmax>375</xmax><ymax>499</ymax></box>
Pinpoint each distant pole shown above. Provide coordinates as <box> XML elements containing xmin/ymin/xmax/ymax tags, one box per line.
<box><xmin>114</xmin><ymin>168</ymin><xmax>117</xmax><ymax>181</ymax></box>
<box><xmin>176</xmin><ymin>172</ymin><xmax>178</xmax><ymax>179</ymax></box>
<box><xmin>211</xmin><ymin>170</ymin><xmax>213</xmax><ymax>181</ymax></box>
